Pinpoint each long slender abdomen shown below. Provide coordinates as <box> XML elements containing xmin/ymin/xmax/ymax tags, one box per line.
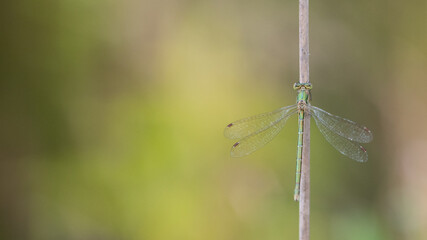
<box><xmin>294</xmin><ymin>110</ymin><xmax>304</xmax><ymax>201</ymax></box>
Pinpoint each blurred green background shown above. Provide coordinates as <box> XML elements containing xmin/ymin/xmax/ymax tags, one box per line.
<box><xmin>1</xmin><ymin>0</ymin><xmax>426</xmax><ymax>239</ymax></box>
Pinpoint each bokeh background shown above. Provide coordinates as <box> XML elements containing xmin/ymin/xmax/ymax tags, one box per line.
<box><xmin>1</xmin><ymin>0</ymin><xmax>426</xmax><ymax>239</ymax></box>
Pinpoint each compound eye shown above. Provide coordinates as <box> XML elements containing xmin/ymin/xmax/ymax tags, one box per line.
<box><xmin>293</xmin><ymin>83</ymin><xmax>299</xmax><ymax>90</ymax></box>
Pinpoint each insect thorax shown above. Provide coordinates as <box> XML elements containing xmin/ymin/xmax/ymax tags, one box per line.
<box><xmin>294</xmin><ymin>82</ymin><xmax>311</xmax><ymax>108</ymax></box>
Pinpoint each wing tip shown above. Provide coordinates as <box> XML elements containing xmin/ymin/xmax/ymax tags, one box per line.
<box><xmin>223</xmin><ymin>123</ymin><xmax>235</xmax><ymax>139</ymax></box>
<box><xmin>230</xmin><ymin>142</ymin><xmax>254</xmax><ymax>158</ymax></box>
<box><xmin>363</xmin><ymin>127</ymin><xmax>374</xmax><ymax>142</ymax></box>
<box><xmin>357</xmin><ymin>146</ymin><xmax>369</xmax><ymax>163</ymax></box>
<box><xmin>229</xmin><ymin>142</ymin><xmax>240</xmax><ymax>158</ymax></box>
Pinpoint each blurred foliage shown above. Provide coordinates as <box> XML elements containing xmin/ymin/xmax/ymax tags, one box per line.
<box><xmin>1</xmin><ymin>0</ymin><xmax>426</xmax><ymax>239</ymax></box>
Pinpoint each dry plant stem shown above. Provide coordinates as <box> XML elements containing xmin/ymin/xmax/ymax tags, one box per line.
<box><xmin>299</xmin><ymin>113</ymin><xmax>310</xmax><ymax>240</ymax></box>
<box><xmin>298</xmin><ymin>0</ymin><xmax>310</xmax><ymax>239</ymax></box>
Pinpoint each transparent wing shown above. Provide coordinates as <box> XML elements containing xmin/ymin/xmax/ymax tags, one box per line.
<box><xmin>313</xmin><ymin>113</ymin><xmax>369</xmax><ymax>162</ymax></box>
<box><xmin>309</xmin><ymin>106</ymin><xmax>373</xmax><ymax>143</ymax></box>
<box><xmin>230</xmin><ymin>109</ymin><xmax>297</xmax><ymax>157</ymax></box>
<box><xmin>224</xmin><ymin>104</ymin><xmax>297</xmax><ymax>139</ymax></box>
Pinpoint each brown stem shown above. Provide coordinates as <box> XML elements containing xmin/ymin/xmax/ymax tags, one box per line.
<box><xmin>298</xmin><ymin>0</ymin><xmax>310</xmax><ymax>239</ymax></box>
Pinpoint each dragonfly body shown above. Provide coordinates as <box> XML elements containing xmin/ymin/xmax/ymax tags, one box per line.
<box><xmin>224</xmin><ymin>83</ymin><xmax>372</xmax><ymax>201</ymax></box>
<box><xmin>294</xmin><ymin>83</ymin><xmax>311</xmax><ymax>201</ymax></box>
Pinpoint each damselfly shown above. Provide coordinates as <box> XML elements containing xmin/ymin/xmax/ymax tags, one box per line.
<box><xmin>224</xmin><ymin>83</ymin><xmax>373</xmax><ymax>201</ymax></box>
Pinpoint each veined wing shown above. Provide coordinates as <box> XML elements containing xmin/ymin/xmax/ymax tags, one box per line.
<box><xmin>229</xmin><ymin>109</ymin><xmax>297</xmax><ymax>157</ymax></box>
<box><xmin>309</xmin><ymin>106</ymin><xmax>373</xmax><ymax>143</ymax></box>
<box><xmin>313</xmin><ymin>112</ymin><xmax>369</xmax><ymax>162</ymax></box>
<box><xmin>224</xmin><ymin>104</ymin><xmax>297</xmax><ymax>139</ymax></box>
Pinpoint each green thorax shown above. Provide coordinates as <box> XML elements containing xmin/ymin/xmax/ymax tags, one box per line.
<box><xmin>293</xmin><ymin>82</ymin><xmax>312</xmax><ymax>104</ymax></box>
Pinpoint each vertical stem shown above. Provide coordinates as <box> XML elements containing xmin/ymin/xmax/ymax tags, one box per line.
<box><xmin>299</xmin><ymin>0</ymin><xmax>310</xmax><ymax>239</ymax></box>
<box><xmin>299</xmin><ymin>0</ymin><xmax>309</xmax><ymax>84</ymax></box>
<box><xmin>299</xmin><ymin>111</ymin><xmax>310</xmax><ymax>240</ymax></box>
